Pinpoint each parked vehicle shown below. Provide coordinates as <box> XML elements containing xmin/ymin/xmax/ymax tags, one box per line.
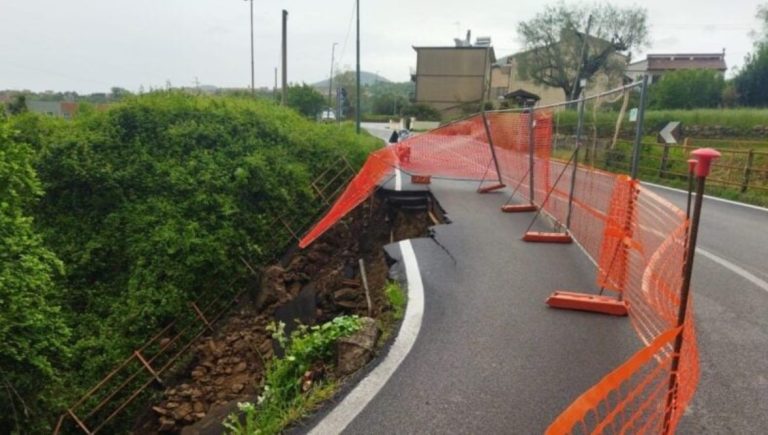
<box><xmin>319</xmin><ymin>108</ymin><xmax>336</xmax><ymax>122</ymax></box>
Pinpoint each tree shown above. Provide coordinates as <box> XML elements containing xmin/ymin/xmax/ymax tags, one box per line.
<box><xmin>371</xmin><ymin>92</ymin><xmax>408</xmax><ymax>116</ymax></box>
<box><xmin>733</xmin><ymin>4</ymin><xmax>768</xmax><ymax>106</ymax></box>
<box><xmin>733</xmin><ymin>44</ymin><xmax>768</xmax><ymax>106</ymax></box>
<box><xmin>649</xmin><ymin>69</ymin><xmax>725</xmax><ymax>109</ymax></box>
<box><xmin>6</xmin><ymin>94</ymin><xmax>27</xmax><ymax>115</ymax></box>
<box><xmin>110</xmin><ymin>86</ymin><xmax>132</xmax><ymax>100</ymax></box>
<box><xmin>285</xmin><ymin>83</ymin><xmax>326</xmax><ymax>117</ymax></box>
<box><xmin>517</xmin><ymin>2</ymin><xmax>649</xmax><ymax>100</ymax></box>
<box><xmin>750</xmin><ymin>3</ymin><xmax>768</xmax><ymax>44</ymax></box>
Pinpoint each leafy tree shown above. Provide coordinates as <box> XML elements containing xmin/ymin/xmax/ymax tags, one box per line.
<box><xmin>733</xmin><ymin>45</ymin><xmax>768</xmax><ymax>106</ymax></box>
<box><xmin>332</xmin><ymin>71</ymin><xmax>368</xmax><ymax>118</ymax></box>
<box><xmin>649</xmin><ymin>69</ymin><xmax>725</xmax><ymax>109</ymax></box>
<box><xmin>750</xmin><ymin>3</ymin><xmax>768</xmax><ymax>44</ymax></box>
<box><xmin>371</xmin><ymin>92</ymin><xmax>407</xmax><ymax>116</ymax></box>
<box><xmin>286</xmin><ymin>83</ymin><xmax>326</xmax><ymax>117</ymax></box>
<box><xmin>517</xmin><ymin>2</ymin><xmax>649</xmax><ymax>99</ymax></box>
<box><xmin>110</xmin><ymin>86</ymin><xmax>132</xmax><ymax>100</ymax></box>
<box><xmin>733</xmin><ymin>5</ymin><xmax>768</xmax><ymax>106</ymax></box>
<box><xmin>6</xmin><ymin>94</ymin><xmax>28</xmax><ymax>115</ymax></box>
<box><xmin>0</xmin><ymin>119</ymin><xmax>71</xmax><ymax>432</ymax></box>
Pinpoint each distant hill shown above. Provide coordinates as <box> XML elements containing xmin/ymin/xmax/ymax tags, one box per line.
<box><xmin>312</xmin><ymin>71</ymin><xmax>391</xmax><ymax>90</ymax></box>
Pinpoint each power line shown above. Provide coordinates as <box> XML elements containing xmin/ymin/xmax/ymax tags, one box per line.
<box><xmin>336</xmin><ymin>0</ymin><xmax>356</xmax><ymax>67</ymax></box>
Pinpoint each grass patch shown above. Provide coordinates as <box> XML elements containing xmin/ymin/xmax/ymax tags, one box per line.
<box><xmin>376</xmin><ymin>281</ymin><xmax>407</xmax><ymax>348</ymax></box>
<box><xmin>384</xmin><ymin>281</ymin><xmax>406</xmax><ymax>320</ymax></box>
<box><xmin>224</xmin><ymin>316</ymin><xmax>361</xmax><ymax>435</ymax></box>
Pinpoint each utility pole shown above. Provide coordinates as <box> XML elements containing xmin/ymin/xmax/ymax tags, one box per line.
<box><xmin>244</xmin><ymin>0</ymin><xmax>254</xmax><ymax>96</ymax></box>
<box><xmin>281</xmin><ymin>9</ymin><xmax>288</xmax><ymax>106</ymax></box>
<box><xmin>630</xmin><ymin>75</ymin><xmax>650</xmax><ymax>179</ymax></box>
<box><xmin>355</xmin><ymin>0</ymin><xmax>361</xmax><ymax>134</ymax></box>
<box><xmin>328</xmin><ymin>42</ymin><xmax>338</xmax><ymax>108</ymax></box>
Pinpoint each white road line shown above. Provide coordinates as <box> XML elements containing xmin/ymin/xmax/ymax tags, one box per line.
<box><xmin>697</xmin><ymin>248</ymin><xmax>768</xmax><ymax>293</ymax></box>
<box><xmin>641</xmin><ymin>181</ymin><xmax>768</xmax><ymax>213</ymax></box>
<box><xmin>309</xmin><ymin>239</ymin><xmax>425</xmax><ymax>434</ymax></box>
<box><xmin>395</xmin><ymin>168</ymin><xmax>402</xmax><ymax>191</ymax></box>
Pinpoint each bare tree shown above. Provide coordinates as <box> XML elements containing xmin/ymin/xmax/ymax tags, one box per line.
<box><xmin>516</xmin><ymin>2</ymin><xmax>649</xmax><ymax>100</ymax></box>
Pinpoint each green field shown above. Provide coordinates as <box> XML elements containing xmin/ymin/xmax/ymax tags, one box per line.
<box><xmin>553</xmin><ymin>139</ymin><xmax>768</xmax><ymax>207</ymax></box>
<box><xmin>551</xmin><ymin>108</ymin><xmax>768</xmax><ymax>144</ymax></box>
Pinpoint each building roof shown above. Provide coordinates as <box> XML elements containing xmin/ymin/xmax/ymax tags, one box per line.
<box><xmin>644</xmin><ymin>53</ymin><xmax>727</xmax><ymax>72</ymax></box>
<box><xmin>503</xmin><ymin>89</ymin><xmax>541</xmax><ymax>101</ymax></box>
<box><xmin>412</xmin><ymin>45</ymin><xmax>496</xmax><ymax>63</ymax></box>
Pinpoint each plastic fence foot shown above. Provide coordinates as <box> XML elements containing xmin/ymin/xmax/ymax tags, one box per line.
<box><xmin>477</xmin><ymin>183</ymin><xmax>506</xmax><ymax>193</ymax></box>
<box><xmin>546</xmin><ymin>291</ymin><xmax>629</xmax><ymax>316</ymax></box>
<box><xmin>501</xmin><ymin>204</ymin><xmax>537</xmax><ymax>213</ymax></box>
<box><xmin>523</xmin><ymin>232</ymin><xmax>573</xmax><ymax>243</ymax></box>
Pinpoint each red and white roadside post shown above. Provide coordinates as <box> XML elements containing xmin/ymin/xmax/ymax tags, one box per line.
<box><xmin>663</xmin><ymin>148</ymin><xmax>721</xmax><ymax>434</ymax></box>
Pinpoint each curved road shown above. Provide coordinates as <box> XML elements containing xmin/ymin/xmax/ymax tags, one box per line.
<box><xmin>642</xmin><ymin>184</ymin><xmax>768</xmax><ymax>434</ymax></box>
<box><xmin>303</xmin><ymin>124</ymin><xmax>768</xmax><ymax>433</ymax></box>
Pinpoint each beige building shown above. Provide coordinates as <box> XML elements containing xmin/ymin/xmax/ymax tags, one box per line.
<box><xmin>626</xmin><ymin>53</ymin><xmax>727</xmax><ymax>84</ymax></box>
<box><xmin>490</xmin><ymin>39</ymin><xmax>628</xmax><ymax>107</ymax></box>
<box><xmin>411</xmin><ymin>45</ymin><xmax>495</xmax><ymax>117</ymax></box>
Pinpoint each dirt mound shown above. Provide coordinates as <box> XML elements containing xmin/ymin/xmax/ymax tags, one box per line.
<box><xmin>137</xmin><ymin>195</ymin><xmax>437</xmax><ymax>433</ymax></box>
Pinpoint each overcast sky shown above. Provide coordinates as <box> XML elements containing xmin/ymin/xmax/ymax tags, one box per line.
<box><xmin>1</xmin><ymin>0</ymin><xmax>764</xmax><ymax>93</ymax></box>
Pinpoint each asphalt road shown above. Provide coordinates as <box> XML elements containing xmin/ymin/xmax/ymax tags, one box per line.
<box><xmin>342</xmin><ymin>180</ymin><xmax>641</xmax><ymax>434</ymax></box>
<box><xmin>642</xmin><ymin>184</ymin><xmax>768</xmax><ymax>434</ymax></box>
<box><xmin>310</xmin><ymin>124</ymin><xmax>768</xmax><ymax>433</ymax></box>
<box><xmin>361</xmin><ymin>122</ymin><xmax>394</xmax><ymax>142</ymax></box>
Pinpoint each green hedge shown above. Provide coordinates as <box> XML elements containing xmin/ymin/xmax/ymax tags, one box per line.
<box><xmin>3</xmin><ymin>92</ymin><xmax>379</xmax><ymax>432</ymax></box>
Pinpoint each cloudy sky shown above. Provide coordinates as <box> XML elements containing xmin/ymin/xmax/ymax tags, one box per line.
<box><xmin>1</xmin><ymin>0</ymin><xmax>764</xmax><ymax>93</ymax></box>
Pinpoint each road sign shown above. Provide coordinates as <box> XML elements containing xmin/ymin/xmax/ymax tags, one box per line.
<box><xmin>629</xmin><ymin>108</ymin><xmax>638</xmax><ymax>122</ymax></box>
<box><xmin>658</xmin><ymin>121</ymin><xmax>681</xmax><ymax>144</ymax></box>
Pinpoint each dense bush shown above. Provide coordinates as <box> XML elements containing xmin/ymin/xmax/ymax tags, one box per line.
<box><xmin>0</xmin><ymin>119</ymin><xmax>71</xmax><ymax>432</ymax></box>
<box><xmin>401</xmin><ymin>103</ymin><xmax>442</xmax><ymax>121</ymax></box>
<box><xmin>3</xmin><ymin>92</ymin><xmax>379</xmax><ymax>432</ymax></box>
<box><xmin>649</xmin><ymin>69</ymin><xmax>725</xmax><ymax>109</ymax></box>
<box><xmin>285</xmin><ymin>83</ymin><xmax>327</xmax><ymax>117</ymax></box>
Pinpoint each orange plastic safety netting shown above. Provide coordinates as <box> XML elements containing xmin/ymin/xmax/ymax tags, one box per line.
<box><xmin>485</xmin><ymin>111</ymin><xmax>553</xmax><ymax>201</ymax></box>
<box><xmin>300</xmin><ymin>115</ymin><xmax>498</xmax><ymax>248</ymax></box>
<box><xmin>299</xmin><ymin>147</ymin><xmax>397</xmax><ymax>248</ymax></box>
<box><xmin>298</xmin><ymin>106</ymin><xmax>699</xmax><ymax>433</ymax></box>
<box><xmin>397</xmin><ymin>115</ymin><xmax>496</xmax><ymax>180</ymax></box>
<box><xmin>546</xmin><ymin>319</ymin><xmax>698</xmax><ymax>434</ymax></box>
<box><xmin>544</xmin><ymin>180</ymin><xmax>699</xmax><ymax>433</ymax></box>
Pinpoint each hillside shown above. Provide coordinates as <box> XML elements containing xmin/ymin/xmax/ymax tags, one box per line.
<box><xmin>312</xmin><ymin>71</ymin><xmax>392</xmax><ymax>90</ymax></box>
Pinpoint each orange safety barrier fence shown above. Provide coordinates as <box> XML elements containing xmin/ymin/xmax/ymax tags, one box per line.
<box><xmin>398</xmin><ymin>115</ymin><xmax>496</xmax><ymax>180</ymax></box>
<box><xmin>546</xmin><ymin>320</ymin><xmax>698</xmax><ymax>434</ymax></box>
<box><xmin>299</xmin><ymin>147</ymin><xmax>398</xmax><ymax>248</ymax></box>
<box><xmin>299</xmin><ymin>116</ymin><xmax>500</xmax><ymax>248</ymax></box>
<box><xmin>299</xmin><ymin>109</ymin><xmax>699</xmax><ymax>433</ymax></box>
<box><xmin>485</xmin><ymin>111</ymin><xmax>553</xmax><ymax>201</ymax></box>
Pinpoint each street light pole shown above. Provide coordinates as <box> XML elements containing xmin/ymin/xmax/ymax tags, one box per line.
<box><xmin>245</xmin><ymin>0</ymin><xmax>254</xmax><ymax>95</ymax></box>
<box><xmin>328</xmin><ymin>42</ymin><xmax>338</xmax><ymax>108</ymax></box>
<box><xmin>355</xmin><ymin>0</ymin><xmax>361</xmax><ymax>134</ymax></box>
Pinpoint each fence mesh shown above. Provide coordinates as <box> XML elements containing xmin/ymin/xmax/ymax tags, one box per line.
<box><xmin>300</xmin><ymin>83</ymin><xmax>700</xmax><ymax>433</ymax></box>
